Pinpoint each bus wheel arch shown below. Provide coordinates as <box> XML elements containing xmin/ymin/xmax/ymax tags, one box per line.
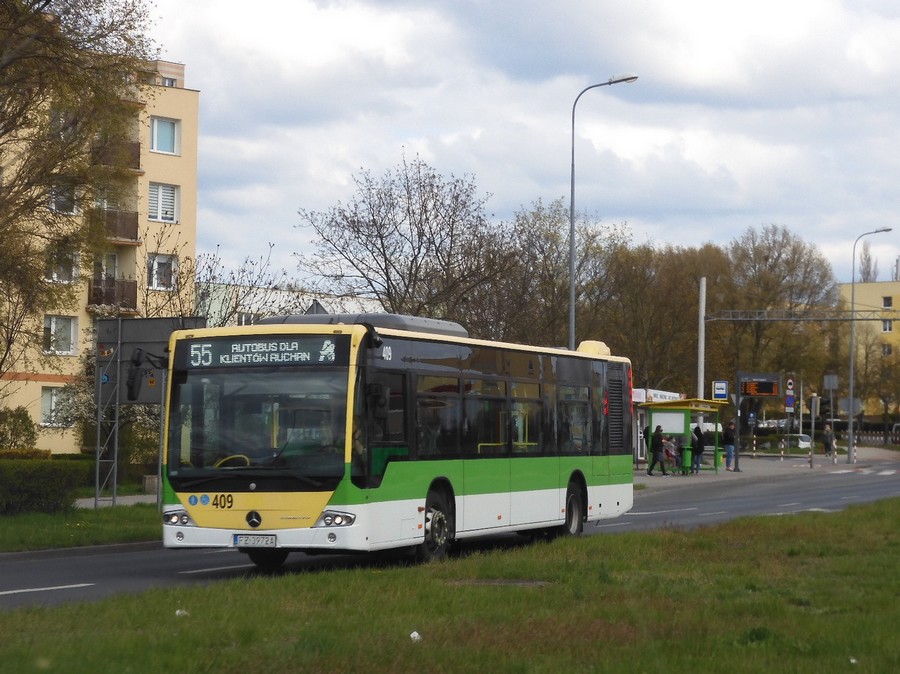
<box><xmin>562</xmin><ymin>473</ymin><xmax>587</xmax><ymax>536</ymax></box>
<box><xmin>416</xmin><ymin>480</ymin><xmax>455</xmax><ymax>562</ymax></box>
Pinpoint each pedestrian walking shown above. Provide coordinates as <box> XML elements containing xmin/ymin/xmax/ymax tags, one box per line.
<box><xmin>822</xmin><ymin>424</ymin><xmax>835</xmax><ymax>457</ymax></box>
<box><xmin>647</xmin><ymin>425</ymin><xmax>670</xmax><ymax>476</ymax></box>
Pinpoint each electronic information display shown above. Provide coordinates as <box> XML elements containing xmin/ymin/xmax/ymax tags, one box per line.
<box><xmin>175</xmin><ymin>335</ymin><xmax>350</xmax><ymax>369</ymax></box>
<box><xmin>739</xmin><ymin>379</ymin><xmax>780</xmax><ymax>397</ymax></box>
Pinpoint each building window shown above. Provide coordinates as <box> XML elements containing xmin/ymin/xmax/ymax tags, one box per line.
<box><xmin>43</xmin><ymin>315</ymin><xmax>76</xmax><ymax>354</ymax></box>
<box><xmin>884</xmin><ymin>296</ymin><xmax>893</xmax><ymax>309</ymax></box>
<box><xmin>40</xmin><ymin>387</ymin><xmax>68</xmax><ymax>427</ymax></box>
<box><xmin>883</xmin><ymin>343</ymin><xmax>893</xmax><ymax>357</ymax></box>
<box><xmin>94</xmin><ymin>253</ymin><xmax>118</xmax><ymax>280</ymax></box>
<box><xmin>150</xmin><ymin>117</ymin><xmax>179</xmax><ymax>154</ymax></box>
<box><xmin>148</xmin><ymin>253</ymin><xmax>177</xmax><ymax>290</ymax></box>
<box><xmin>45</xmin><ymin>247</ymin><xmax>77</xmax><ymax>283</ymax></box>
<box><xmin>161</xmin><ymin>76</ymin><xmax>177</xmax><ymax>87</ymax></box>
<box><xmin>237</xmin><ymin>312</ymin><xmax>260</xmax><ymax>326</ymax></box>
<box><xmin>49</xmin><ymin>184</ymin><xmax>77</xmax><ymax>213</ymax></box>
<box><xmin>882</xmin><ymin>320</ymin><xmax>893</xmax><ymax>333</ymax></box>
<box><xmin>148</xmin><ymin>182</ymin><xmax>178</xmax><ymax>222</ymax></box>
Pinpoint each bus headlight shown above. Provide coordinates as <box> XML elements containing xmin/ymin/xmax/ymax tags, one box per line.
<box><xmin>314</xmin><ymin>511</ymin><xmax>356</xmax><ymax>527</ymax></box>
<box><xmin>163</xmin><ymin>510</ymin><xmax>195</xmax><ymax>527</ymax></box>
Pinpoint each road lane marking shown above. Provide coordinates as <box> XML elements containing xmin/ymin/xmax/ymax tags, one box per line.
<box><xmin>697</xmin><ymin>511</ymin><xmax>728</xmax><ymax>517</ymax></box>
<box><xmin>178</xmin><ymin>564</ymin><xmax>252</xmax><ymax>575</ymax></box>
<box><xmin>0</xmin><ymin>583</ymin><xmax>94</xmax><ymax>597</ymax></box>
<box><xmin>626</xmin><ymin>508</ymin><xmax>697</xmax><ymax>516</ymax></box>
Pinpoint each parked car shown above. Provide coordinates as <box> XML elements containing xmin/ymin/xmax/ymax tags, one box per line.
<box><xmin>784</xmin><ymin>434</ymin><xmax>811</xmax><ymax>450</ymax></box>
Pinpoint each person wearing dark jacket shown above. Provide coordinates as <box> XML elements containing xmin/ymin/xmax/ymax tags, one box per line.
<box><xmin>691</xmin><ymin>424</ymin><xmax>705</xmax><ymax>474</ymax></box>
<box><xmin>647</xmin><ymin>425</ymin><xmax>670</xmax><ymax>476</ymax></box>
<box><xmin>723</xmin><ymin>421</ymin><xmax>736</xmax><ymax>471</ymax></box>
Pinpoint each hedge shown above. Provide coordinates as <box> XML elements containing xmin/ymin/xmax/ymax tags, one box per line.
<box><xmin>0</xmin><ymin>459</ymin><xmax>92</xmax><ymax>515</ymax></box>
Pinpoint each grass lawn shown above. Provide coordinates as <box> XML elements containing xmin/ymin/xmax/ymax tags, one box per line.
<box><xmin>1</xmin><ymin>497</ymin><xmax>898</xmax><ymax>672</ymax></box>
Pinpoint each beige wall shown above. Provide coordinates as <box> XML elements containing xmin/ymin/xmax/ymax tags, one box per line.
<box><xmin>837</xmin><ymin>279</ymin><xmax>900</xmax><ymax>415</ymax></box>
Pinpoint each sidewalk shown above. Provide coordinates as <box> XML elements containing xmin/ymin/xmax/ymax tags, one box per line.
<box><xmin>634</xmin><ymin>445</ymin><xmax>896</xmax><ymax>490</ymax></box>
<box><xmin>76</xmin><ymin>493</ymin><xmax>158</xmax><ymax>508</ymax></box>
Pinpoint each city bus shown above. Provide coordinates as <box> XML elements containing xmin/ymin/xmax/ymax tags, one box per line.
<box><xmin>161</xmin><ymin>314</ymin><xmax>634</xmax><ymax>568</ymax></box>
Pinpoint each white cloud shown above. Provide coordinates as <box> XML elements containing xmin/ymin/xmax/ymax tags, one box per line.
<box><xmin>152</xmin><ymin>0</ymin><xmax>900</xmax><ymax>283</ymax></box>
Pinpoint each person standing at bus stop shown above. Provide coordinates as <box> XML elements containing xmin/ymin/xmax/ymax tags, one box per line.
<box><xmin>691</xmin><ymin>424</ymin><xmax>705</xmax><ymax>474</ymax></box>
<box><xmin>723</xmin><ymin>420</ymin><xmax>736</xmax><ymax>471</ymax></box>
<box><xmin>647</xmin><ymin>425</ymin><xmax>669</xmax><ymax>476</ymax></box>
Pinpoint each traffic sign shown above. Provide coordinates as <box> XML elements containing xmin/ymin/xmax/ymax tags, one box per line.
<box><xmin>712</xmin><ymin>380</ymin><xmax>728</xmax><ymax>400</ymax></box>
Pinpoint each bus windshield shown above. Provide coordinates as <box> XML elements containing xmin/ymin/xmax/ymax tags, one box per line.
<box><xmin>166</xmin><ymin>367</ymin><xmax>350</xmax><ymax>486</ymax></box>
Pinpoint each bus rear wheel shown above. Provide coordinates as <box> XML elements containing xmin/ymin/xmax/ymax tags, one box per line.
<box><xmin>562</xmin><ymin>482</ymin><xmax>584</xmax><ymax>536</ymax></box>
<box><xmin>416</xmin><ymin>490</ymin><xmax>453</xmax><ymax>562</ymax></box>
<box><xmin>244</xmin><ymin>548</ymin><xmax>289</xmax><ymax>569</ymax></box>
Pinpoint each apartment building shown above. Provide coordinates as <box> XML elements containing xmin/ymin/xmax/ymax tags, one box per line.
<box><xmin>3</xmin><ymin>60</ymin><xmax>199</xmax><ymax>454</ymax></box>
<box><xmin>837</xmin><ymin>272</ymin><xmax>900</xmax><ymax>416</ymax></box>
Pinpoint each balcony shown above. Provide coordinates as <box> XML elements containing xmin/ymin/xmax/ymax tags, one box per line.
<box><xmin>103</xmin><ymin>210</ymin><xmax>140</xmax><ymax>243</ymax></box>
<box><xmin>88</xmin><ymin>278</ymin><xmax>138</xmax><ymax>313</ymax></box>
<box><xmin>91</xmin><ymin>141</ymin><xmax>141</xmax><ymax>171</ymax></box>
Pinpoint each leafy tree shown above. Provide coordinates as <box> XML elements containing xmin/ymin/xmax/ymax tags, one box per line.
<box><xmin>724</xmin><ymin>225</ymin><xmax>836</xmax><ymax>426</ymax></box>
<box><xmin>297</xmin><ymin>155</ymin><xmax>516</xmax><ymax>328</ymax></box>
<box><xmin>858</xmin><ymin>241</ymin><xmax>878</xmax><ymax>283</ymax></box>
<box><xmin>0</xmin><ymin>0</ymin><xmax>155</xmax><ymax>402</ymax></box>
<box><xmin>0</xmin><ymin>405</ymin><xmax>38</xmax><ymax>449</ymax></box>
<box><xmin>595</xmin><ymin>243</ymin><xmax>714</xmax><ymax>392</ymax></box>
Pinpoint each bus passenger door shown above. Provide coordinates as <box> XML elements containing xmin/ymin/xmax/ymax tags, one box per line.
<box><xmin>461</xmin><ymin>395</ymin><xmax>510</xmax><ymax>531</ymax></box>
<box><xmin>510</xmin><ymin>399</ymin><xmax>555</xmax><ymax>525</ymax></box>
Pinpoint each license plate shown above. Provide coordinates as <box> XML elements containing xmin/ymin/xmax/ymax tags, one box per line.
<box><xmin>233</xmin><ymin>534</ymin><xmax>276</xmax><ymax>548</ymax></box>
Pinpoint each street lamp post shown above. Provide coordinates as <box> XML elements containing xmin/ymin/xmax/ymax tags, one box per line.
<box><xmin>568</xmin><ymin>74</ymin><xmax>638</xmax><ymax>350</ymax></box>
<box><xmin>847</xmin><ymin>227</ymin><xmax>892</xmax><ymax>463</ymax></box>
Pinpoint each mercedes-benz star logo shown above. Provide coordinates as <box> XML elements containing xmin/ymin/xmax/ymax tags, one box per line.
<box><xmin>246</xmin><ymin>511</ymin><xmax>262</xmax><ymax>528</ymax></box>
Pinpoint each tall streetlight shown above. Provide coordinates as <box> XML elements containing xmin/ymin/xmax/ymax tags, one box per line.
<box><xmin>569</xmin><ymin>74</ymin><xmax>638</xmax><ymax>350</ymax></box>
<box><xmin>847</xmin><ymin>227</ymin><xmax>892</xmax><ymax>463</ymax></box>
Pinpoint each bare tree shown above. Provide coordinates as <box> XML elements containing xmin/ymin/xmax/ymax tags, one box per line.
<box><xmin>298</xmin><ymin>155</ymin><xmax>516</xmax><ymax>326</ymax></box>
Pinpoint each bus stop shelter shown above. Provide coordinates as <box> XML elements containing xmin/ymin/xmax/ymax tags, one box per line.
<box><xmin>639</xmin><ymin>398</ymin><xmax>729</xmax><ymax>474</ymax></box>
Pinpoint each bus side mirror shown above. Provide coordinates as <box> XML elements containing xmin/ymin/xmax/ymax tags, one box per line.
<box><xmin>126</xmin><ymin>348</ymin><xmax>144</xmax><ymax>401</ymax></box>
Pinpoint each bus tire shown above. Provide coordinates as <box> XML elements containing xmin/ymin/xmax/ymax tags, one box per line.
<box><xmin>244</xmin><ymin>548</ymin><xmax>290</xmax><ymax>569</ymax></box>
<box><xmin>416</xmin><ymin>489</ymin><xmax>453</xmax><ymax>562</ymax></box>
<box><xmin>562</xmin><ymin>481</ymin><xmax>584</xmax><ymax>536</ymax></box>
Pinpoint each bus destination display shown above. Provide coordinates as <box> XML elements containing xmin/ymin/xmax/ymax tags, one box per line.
<box><xmin>739</xmin><ymin>379</ymin><xmax>780</xmax><ymax>397</ymax></box>
<box><xmin>180</xmin><ymin>335</ymin><xmax>349</xmax><ymax>368</ymax></box>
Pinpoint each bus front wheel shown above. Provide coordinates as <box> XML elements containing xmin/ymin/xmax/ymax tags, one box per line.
<box><xmin>244</xmin><ymin>548</ymin><xmax>289</xmax><ymax>569</ymax></box>
<box><xmin>562</xmin><ymin>482</ymin><xmax>584</xmax><ymax>536</ymax></box>
<box><xmin>416</xmin><ymin>490</ymin><xmax>453</xmax><ymax>562</ymax></box>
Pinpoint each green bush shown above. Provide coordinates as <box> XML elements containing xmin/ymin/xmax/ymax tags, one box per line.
<box><xmin>0</xmin><ymin>406</ymin><xmax>38</xmax><ymax>450</ymax></box>
<box><xmin>0</xmin><ymin>448</ymin><xmax>52</xmax><ymax>460</ymax></box>
<box><xmin>0</xmin><ymin>460</ymin><xmax>91</xmax><ymax>514</ymax></box>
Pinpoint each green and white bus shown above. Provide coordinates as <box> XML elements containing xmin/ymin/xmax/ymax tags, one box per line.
<box><xmin>162</xmin><ymin>314</ymin><xmax>634</xmax><ymax>567</ymax></box>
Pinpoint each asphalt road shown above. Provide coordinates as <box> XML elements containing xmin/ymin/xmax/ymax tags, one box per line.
<box><xmin>1</xmin><ymin>448</ymin><xmax>897</xmax><ymax>611</ymax></box>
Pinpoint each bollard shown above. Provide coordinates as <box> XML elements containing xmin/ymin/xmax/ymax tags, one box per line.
<box><xmin>779</xmin><ymin>439</ymin><xmax>785</xmax><ymax>461</ymax></box>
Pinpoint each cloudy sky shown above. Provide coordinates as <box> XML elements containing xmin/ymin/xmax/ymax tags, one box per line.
<box><xmin>150</xmin><ymin>0</ymin><xmax>900</xmax><ymax>284</ymax></box>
